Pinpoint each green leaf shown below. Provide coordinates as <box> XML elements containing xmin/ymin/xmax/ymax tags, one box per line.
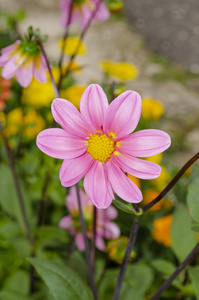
<box><xmin>3</xmin><ymin>270</ymin><xmax>29</xmax><ymax>295</ymax></box>
<box><xmin>0</xmin><ymin>290</ymin><xmax>30</xmax><ymax>300</ymax></box>
<box><xmin>171</xmin><ymin>204</ymin><xmax>197</xmax><ymax>262</ymax></box>
<box><xmin>188</xmin><ymin>266</ymin><xmax>199</xmax><ymax>299</ymax></box>
<box><xmin>113</xmin><ymin>199</ymin><xmax>141</xmax><ymax>215</ymax></box>
<box><xmin>0</xmin><ymin>164</ymin><xmax>31</xmax><ymax>233</ymax></box>
<box><xmin>125</xmin><ymin>264</ymin><xmax>154</xmax><ymax>294</ymax></box>
<box><xmin>187</xmin><ymin>177</ymin><xmax>199</xmax><ymax>223</ymax></box>
<box><xmin>67</xmin><ymin>252</ymin><xmax>89</xmax><ymax>282</ymax></box>
<box><xmin>28</xmin><ymin>258</ymin><xmax>92</xmax><ymax>300</ymax></box>
<box><xmin>99</xmin><ymin>264</ymin><xmax>153</xmax><ymax>300</ymax></box>
<box><xmin>151</xmin><ymin>259</ymin><xmax>182</xmax><ymax>289</ymax></box>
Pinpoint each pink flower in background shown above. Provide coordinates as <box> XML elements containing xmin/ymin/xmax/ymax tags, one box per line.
<box><xmin>60</xmin><ymin>0</ymin><xmax>110</xmax><ymax>31</ymax></box>
<box><xmin>0</xmin><ymin>40</ymin><xmax>47</xmax><ymax>87</ymax></box>
<box><xmin>59</xmin><ymin>186</ymin><xmax>120</xmax><ymax>251</ymax></box>
<box><xmin>37</xmin><ymin>84</ymin><xmax>171</xmax><ymax>209</ymax></box>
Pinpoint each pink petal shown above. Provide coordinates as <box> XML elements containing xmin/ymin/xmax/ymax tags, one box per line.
<box><xmin>33</xmin><ymin>56</ymin><xmax>47</xmax><ymax>83</ymax></box>
<box><xmin>112</xmin><ymin>153</ymin><xmax>161</xmax><ymax>179</ymax></box>
<box><xmin>117</xmin><ymin>129</ymin><xmax>171</xmax><ymax>157</ymax></box>
<box><xmin>36</xmin><ymin>128</ymin><xmax>87</xmax><ymax>159</ymax></box>
<box><xmin>16</xmin><ymin>61</ymin><xmax>34</xmax><ymax>87</ymax></box>
<box><xmin>94</xmin><ymin>0</ymin><xmax>110</xmax><ymax>21</ymax></box>
<box><xmin>60</xmin><ymin>152</ymin><xmax>94</xmax><ymax>187</ymax></box>
<box><xmin>60</xmin><ymin>0</ymin><xmax>79</xmax><ymax>27</ymax></box>
<box><xmin>66</xmin><ymin>186</ymin><xmax>91</xmax><ymax>212</ymax></box>
<box><xmin>52</xmin><ymin>98</ymin><xmax>90</xmax><ymax>138</ymax></box>
<box><xmin>105</xmin><ymin>206</ymin><xmax>118</xmax><ymax>220</ymax></box>
<box><xmin>95</xmin><ymin>236</ymin><xmax>106</xmax><ymax>251</ymax></box>
<box><xmin>84</xmin><ymin>161</ymin><xmax>113</xmax><ymax>209</ymax></box>
<box><xmin>97</xmin><ymin>205</ymin><xmax>118</xmax><ymax>221</ymax></box>
<box><xmin>75</xmin><ymin>233</ymin><xmax>85</xmax><ymax>251</ymax></box>
<box><xmin>59</xmin><ymin>215</ymin><xmax>73</xmax><ymax>231</ymax></box>
<box><xmin>80</xmin><ymin>5</ymin><xmax>92</xmax><ymax>31</ymax></box>
<box><xmin>80</xmin><ymin>84</ymin><xmax>108</xmax><ymax>133</ymax></box>
<box><xmin>104</xmin><ymin>91</ymin><xmax>142</xmax><ymax>140</ymax></box>
<box><xmin>0</xmin><ymin>41</ymin><xmax>20</xmax><ymax>66</ymax></box>
<box><xmin>106</xmin><ymin>160</ymin><xmax>143</xmax><ymax>203</ymax></box>
<box><xmin>1</xmin><ymin>55</ymin><xmax>19</xmax><ymax>79</ymax></box>
<box><xmin>97</xmin><ymin>221</ymin><xmax>120</xmax><ymax>239</ymax></box>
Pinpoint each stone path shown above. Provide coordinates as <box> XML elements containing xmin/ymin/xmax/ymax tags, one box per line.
<box><xmin>1</xmin><ymin>0</ymin><xmax>199</xmax><ymax>166</ymax></box>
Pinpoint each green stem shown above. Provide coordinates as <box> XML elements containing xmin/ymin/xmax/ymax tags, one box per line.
<box><xmin>0</xmin><ymin>119</ymin><xmax>31</xmax><ymax>240</ymax></box>
<box><xmin>142</xmin><ymin>152</ymin><xmax>199</xmax><ymax>212</ymax></box>
<box><xmin>150</xmin><ymin>242</ymin><xmax>199</xmax><ymax>300</ymax></box>
<box><xmin>75</xmin><ymin>184</ymin><xmax>98</xmax><ymax>300</ymax></box>
<box><xmin>112</xmin><ymin>216</ymin><xmax>141</xmax><ymax>300</ymax></box>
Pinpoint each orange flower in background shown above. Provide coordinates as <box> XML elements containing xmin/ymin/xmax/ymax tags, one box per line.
<box><xmin>0</xmin><ymin>76</ymin><xmax>11</xmax><ymax>111</ymax></box>
<box><xmin>143</xmin><ymin>190</ymin><xmax>172</xmax><ymax>211</ymax></box>
<box><xmin>152</xmin><ymin>215</ymin><xmax>173</xmax><ymax>247</ymax></box>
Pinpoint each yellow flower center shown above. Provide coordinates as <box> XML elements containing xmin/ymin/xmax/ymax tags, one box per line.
<box><xmin>87</xmin><ymin>134</ymin><xmax>115</xmax><ymax>162</ymax></box>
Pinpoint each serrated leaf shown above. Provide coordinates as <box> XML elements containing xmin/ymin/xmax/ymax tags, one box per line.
<box><xmin>171</xmin><ymin>204</ymin><xmax>197</xmax><ymax>262</ymax></box>
<box><xmin>187</xmin><ymin>177</ymin><xmax>199</xmax><ymax>223</ymax></box>
<box><xmin>28</xmin><ymin>258</ymin><xmax>92</xmax><ymax>300</ymax></box>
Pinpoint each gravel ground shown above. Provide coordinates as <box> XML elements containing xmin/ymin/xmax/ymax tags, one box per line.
<box><xmin>1</xmin><ymin>0</ymin><xmax>199</xmax><ymax>166</ymax></box>
<box><xmin>123</xmin><ymin>0</ymin><xmax>199</xmax><ymax>73</ymax></box>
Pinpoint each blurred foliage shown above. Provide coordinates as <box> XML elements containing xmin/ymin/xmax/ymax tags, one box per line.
<box><xmin>0</xmin><ymin>4</ymin><xmax>199</xmax><ymax>300</ymax></box>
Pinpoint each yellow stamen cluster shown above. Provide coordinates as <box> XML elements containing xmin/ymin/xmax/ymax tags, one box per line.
<box><xmin>87</xmin><ymin>133</ymin><xmax>115</xmax><ymax>162</ymax></box>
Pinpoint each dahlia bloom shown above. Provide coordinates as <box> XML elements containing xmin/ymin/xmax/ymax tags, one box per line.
<box><xmin>60</xmin><ymin>0</ymin><xmax>110</xmax><ymax>31</ymax></box>
<box><xmin>59</xmin><ymin>186</ymin><xmax>120</xmax><ymax>251</ymax></box>
<box><xmin>37</xmin><ymin>84</ymin><xmax>171</xmax><ymax>209</ymax></box>
<box><xmin>0</xmin><ymin>40</ymin><xmax>47</xmax><ymax>87</ymax></box>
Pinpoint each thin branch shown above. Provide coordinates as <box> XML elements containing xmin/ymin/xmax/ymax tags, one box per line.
<box><xmin>112</xmin><ymin>216</ymin><xmax>141</xmax><ymax>300</ymax></box>
<box><xmin>142</xmin><ymin>152</ymin><xmax>199</xmax><ymax>212</ymax></box>
<box><xmin>75</xmin><ymin>184</ymin><xmax>98</xmax><ymax>300</ymax></box>
<box><xmin>0</xmin><ymin>119</ymin><xmax>31</xmax><ymax>240</ymax></box>
<box><xmin>37</xmin><ymin>39</ymin><xmax>59</xmax><ymax>98</ymax></box>
<box><xmin>57</xmin><ymin>1</ymin><xmax>73</xmax><ymax>91</ymax></box>
<box><xmin>61</xmin><ymin>0</ymin><xmax>104</xmax><ymax>81</ymax></box>
<box><xmin>37</xmin><ymin>171</ymin><xmax>50</xmax><ymax>226</ymax></box>
<box><xmin>91</xmin><ymin>206</ymin><xmax>97</xmax><ymax>272</ymax></box>
<box><xmin>150</xmin><ymin>242</ymin><xmax>199</xmax><ymax>300</ymax></box>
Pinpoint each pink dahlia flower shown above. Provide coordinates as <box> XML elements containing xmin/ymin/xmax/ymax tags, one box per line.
<box><xmin>0</xmin><ymin>40</ymin><xmax>47</xmax><ymax>87</ymax></box>
<box><xmin>60</xmin><ymin>0</ymin><xmax>110</xmax><ymax>31</ymax></box>
<box><xmin>37</xmin><ymin>84</ymin><xmax>171</xmax><ymax>209</ymax></box>
<box><xmin>59</xmin><ymin>186</ymin><xmax>120</xmax><ymax>251</ymax></box>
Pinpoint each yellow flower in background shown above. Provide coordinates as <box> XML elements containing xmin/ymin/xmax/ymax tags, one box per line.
<box><xmin>100</xmin><ymin>61</ymin><xmax>138</xmax><ymax>81</ymax></box>
<box><xmin>23</xmin><ymin>111</ymin><xmax>45</xmax><ymax>138</ymax></box>
<box><xmin>152</xmin><ymin>165</ymin><xmax>171</xmax><ymax>190</ymax></box>
<box><xmin>22</xmin><ymin>65</ymin><xmax>82</xmax><ymax>107</ymax></box>
<box><xmin>143</xmin><ymin>190</ymin><xmax>172</xmax><ymax>211</ymax></box>
<box><xmin>127</xmin><ymin>173</ymin><xmax>141</xmax><ymax>189</ymax></box>
<box><xmin>146</xmin><ymin>153</ymin><xmax>163</xmax><ymax>165</ymax></box>
<box><xmin>0</xmin><ymin>111</ymin><xmax>6</xmax><ymax>126</ymax></box>
<box><xmin>22</xmin><ymin>67</ymin><xmax>59</xmax><ymax>107</ymax></box>
<box><xmin>107</xmin><ymin>236</ymin><xmax>136</xmax><ymax>263</ymax></box>
<box><xmin>59</xmin><ymin>37</ymin><xmax>87</xmax><ymax>56</ymax></box>
<box><xmin>60</xmin><ymin>85</ymin><xmax>87</xmax><ymax>109</ymax></box>
<box><xmin>4</xmin><ymin>108</ymin><xmax>45</xmax><ymax>139</ymax></box>
<box><xmin>152</xmin><ymin>215</ymin><xmax>173</xmax><ymax>247</ymax></box>
<box><xmin>141</xmin><ymin>98</ymin><xmax>164</xmax><ymax>121</ymax></box>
